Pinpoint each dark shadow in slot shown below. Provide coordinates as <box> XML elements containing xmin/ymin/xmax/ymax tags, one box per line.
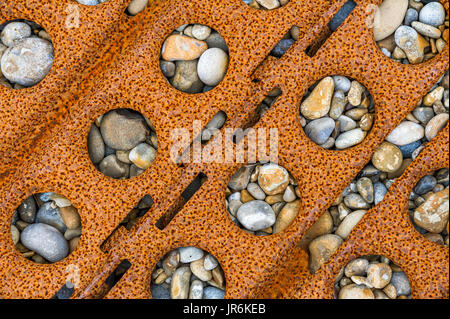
<box><xmin>155</xmin><ymin>173</ymin><xmax>208</xmax><ymax>230</ymax></box>
<box><xmin>99</xmin><ymin>259</ymin><xmax>132</xmax><ymax>299</ymax></box>
<box><xmin>305</xmin><ymin>0</ymin><xmax>356</xmax><ymax>57</ymax></box>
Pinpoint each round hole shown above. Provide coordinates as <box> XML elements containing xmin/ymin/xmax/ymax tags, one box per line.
<box><xmin>87</xmin><ymin>108</ymin><xmax>158</xmax><ymax>179</ymax></box>
<box><xmin>0</xmin><ymin>19</ymin><xmax>54</xmax><ymax>89</ymax></box>
<box><xmin>160</xmin><ymin>24</ymin><xmax>229</xmax><ymax>94</ymax></box>
<box><xmin>373</xmin><ymin>0</ymin><xmax>448</xmax><ymax>64</ymax></box>
<box><xmin>408</xmin><ymin>167</ymin><xmax>449</xmax><ymax>246</ymax></box>
<box><xmin>150</xmin><ymin>247</ymin><xmax>226</xmax><ymax>299</ymax></box>
<box><xmin>335</xmin><ymin>255</ymin><xmax>411</xmax><ymax>299</ymax></box>
<box><xmin>74</xmin><ymin>0</ymin><xmax>109</xmax><ymax>5</ymax></box>
<box><xmin>299</xmin><ymin>76</ymin><xmax>375</xmax><ymax>150</ymax></box>
<box><xmin>242</xmin><ymin>0</ymin><xmax>290</xmax><ymax>10</ymax></box>
<box><xmin>11</xmin><ymin>193</ymin><xmax>82</xmax><ymax>264</ymax></box>
<box><xmin>225</xmin><ymin>162</ymin><xmax>300</xmax><ymax>236</ymax></box>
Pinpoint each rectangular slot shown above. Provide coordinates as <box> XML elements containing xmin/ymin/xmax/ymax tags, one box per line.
<box><xmin>100</xmin><ymin>195</ymin><xmax>153</xmax><ymax>252</ymax></box>
<box><xmin>233</xmin><ymin>87</ymin><xmax>282</xmax><ymax>145</ymax></box>
<box><xmin>176</xmin><ymin>111</ymin><xmax>227</xmax><ymax>167</ymax></box>
<box><xmin>305</xmin><ymin>0</ymin><xmax>356</xmax><ymax>57</ymax></box>
<box><xmin>99</xmin><ymin>260</ymin><xmax>132</xmax><ymax>298</ymax></box>
<box><xmin>155</xmin><ymin>173</ymin><xmax>207</xmax><ymax>230</ymax></box>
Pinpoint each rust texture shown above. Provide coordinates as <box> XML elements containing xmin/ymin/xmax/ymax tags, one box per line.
<box><xmin>0</xmin><ymin>0</ymin><xmax>448</xmax><ymax>299</ymax></box>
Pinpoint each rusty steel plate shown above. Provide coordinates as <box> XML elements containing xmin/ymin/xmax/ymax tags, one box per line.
<box><xmin>0</xmin><ymin>0</ymin><xmax>449</xmax><ymax>299</ymax></box>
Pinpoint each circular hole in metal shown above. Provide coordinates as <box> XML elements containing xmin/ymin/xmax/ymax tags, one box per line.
<box><xmin>0</xmin><ymin>19</ymin><xmax>54</xmax><ymax>89</ymax></box>
<box><xmin>299</xmin><ymin>75</ymin><xmax>375</xmax><ymax>150</ymax></box>
<box><xmin>225</xmin><ymin>162</ymin><xmax>300</xmax><ymax>236</ymax></box>
<box><xmin>87</xmin><ymin>108</ymin><xmax>158</xmax><ymax>179</ymax></box>
<box><xmin>150</xmin><ymin>247</ymin><xmax>226</xmax><ymax>299</ymax></box>
<box><xmin>334</xmin><ymin>255</ymin><xmax>411</xmax><ymax>299</ymax></box>
<box><xmin>11</xmin><ymin>193</ymin><xmax>82</xmax><ymax>264</ymax></box>
<box><xmin>373</xmin><ymin>0</ymin><xmax>448</xmax><ymax>64</ymax></box>
<box><xmin>160</xmin><ymin>24</ymin><xmax>229</xmax><ymax>94</ymax></box>
<box><xmin>408</xmin><ymin>167</ymin><xmax>449</xmax><ymax>247</ymax></box>
<box><xmin>242</xmin><ymin>0</ymin><xmax>290</xmax><ymax>10</ymax></box>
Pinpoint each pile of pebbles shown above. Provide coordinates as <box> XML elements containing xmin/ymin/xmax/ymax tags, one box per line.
<box><xmin>335</xmin><ymin>255</ymin><xmax>411</xmax><ymax>299</ymax></box>
<box><xmin>160</xmin><ymin>24</ymin><xmax>229</xmax><ymax>93</ymax></box>
<box><xmin>374</xmin><ymin>0</ymin><xmax>448</xmax><ymax>64</ymax></box>
<box><xmin>87</xmin><ymin>109</ymin><xmax>157</xmax><ymax>179</ymax></box>
<box><xmin>151</xmin><ymin>247</ymin><xmax>226</xmax><ymax>299</ymax></box>
<box><xmin>0</xmin><ymin>20</ymin><xmax>53</xmax><ymax>89</ymax></box>
<box><xmin>300</xmin><ymin>76</ymin><xmax>375</xmax><ymax>150</ymax></box>
<box><xmin>409</xmin><ymin>168</ymin><xmax>449</xmax><ymax>246</ymax></box>
<box><xmin>226</xmin><ymin>162</ymin><xmax>300</xmax><ymax>236</ymax></box>
<box><xmin>243</xmin><ymin>0</ymin><xmax>290</xmax><ymax>10</ymax></box>
<box><xmin>11</xmin><ymin>193</ymin><xmax>82</xmax><ymax>263</ymax></box>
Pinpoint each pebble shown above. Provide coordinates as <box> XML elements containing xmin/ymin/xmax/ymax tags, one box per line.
<box><xmin>412</xmin><ymin>107</ymin><xmax>434</xmax><ymax>124</ymax></box>
<box><xmin>87</xmin><ymin>125</ymin><xmax>105</xmax><ymax>164</ymax></box>
<box><xmin>197</xmin><ymin>48</ymin><xmax>229</xmax><ymax>86</ymax></box>
<box><xmin>347</xmin><ymin>81</ymin><xmax>365</xmax><ymax>106</ymax></box>
<box><xmin>18</xmin><ymin>196</ymin><xmax>37</xmax><ymax>223</ymax></box>
<box><xmin>20</xmin><ymin>223</ymin><xmax>69</xmax><ymax>262</ymax></box>
<box><xmin>333</xmin><ymin>76</ymin><xmax>351</xmax><ymax>92</ymax></box>
<box><xmin>36</xmin><ymin>202</ymin><xmax>67</xmax><ymax>233</ymax></box>
<box><xmin>339</xmin><ymin>115</ymin><xmax>357</xmax><ymax>132</ymax></box>
<box><xmin>273</xmin><ymin>200</ymin><xmax>300</xmax><ymax>234</ymax></box>
<box><xmin>338</xmin><ymin>284</ymin><xmax>374</xmax><ymax>299</ymax></box>
<box><xmin>206</xmin><ymin>33</ymin><xmax>228</xmax><ymax>53</ymax></box>
<box><xmin>228</xmin><ymin>165</ymin><xmax>254</xmax><ymax>191</ymax></box>
<box><xmin>1</xmin><ymin>37</ymin><xmax>54</xmax><ymax>86</ymax></box>
<box><xmin>404</xmin><ymin>8</ymin><xmax>419</xmax><ymax>26</ymax></box>
<box><xmin>161</xmin><ymin>35</ymin><xmax>208</xmax><ymax>61</ymax></box>
<box><xmin>247</xmin><ymin>183</ymin><xmax>266</xmax><ymax>200</ymax></box>
<box><xmin>170</xmin><ymin>267</ymin><xmax>191</xmax><ymax>299</ymax></box>
<box><xmin>190</xmin><ymin>257</ymin><xmax>212</xmax><ymax>281</ymax></box>
<box><xmin>386</xmin><ymin>121</ymin><xmax>425</xmax><ymax>146</ymax></box>
<box><xmin>129</xmin><ymin>143</ymin><xmax>156</xmax><ymax>170</ymax></box>
<box><xmin>390</xmin><ymin>272</ymin><xmax>411</xmax><ymax>296</ymax></box>
<box><xmin>414</xmin><ymin>175</ymin><xmax>437</xmax><ymax>195</ymax></box>
<box><xmin>59</xmin><ymin>206</ymin><xmax>81</xmax><ymax>230</ymax></box>
<box><xmin>11</xmin><ymin>225</ymin><xmax>20</xmax><ymax>245</ymax></box>
<box><xmin>418</xmin><ymin>2</ymin><xmax>445</xmax><ymax>27</ymax></box>
<box><xmin>127</xmin><ymin>0</ymin><xmax>149</xmax><ymax>16</ymax></box>
<box><xmin>374</xmin><ymin>182</ymin><xmax>388</xmax><ymax>205</ymax></box>
<box><xmin>299</xmin><ymin>211</ymin><xmax>333</xmax><ymax>249</ymax></box>
<box><xmin>204</xmin><ymin>254</ymin><xmax>219</xmax><ymax>271</ymax></box>
<box><xmin>304</xmin><ymin>117</ymin><xmax>335</xmax><ymax>145</ymax></box>
<box><xmin>411</xmin><ymin>21</ymin><xmax>441</xmax><ymax>38</ymax></box>
<box><xmin>160</xmin><ymin>61</ymin><xmax>175</xmax><ymax>78</ymax></box>
<box><xmin>237</xmin><ymin>200</ymin><xmax>276</xmax><ymax>231</ymax></box>
<box><xmin>179</xmin><ymin>247</ymin><xmax>204</xmax><ymax>263</ymax></box>
<box><xmin>425</xmin><ymin>113</ymin><xmax>448</xmax><ymax>140</ymax></box>
<box><xmin>344</xmin><ymin>258</ymin><xmax>369</xmax><ymax>277</ymax></box>
<box><xmin>99</xmin><ymin>154</ymin><xmax>130</xmax><ymax>179</ymax></box>
<box><xmin>203</xmin><ymin>287</ymin><xmax>225</xmax><ymax>299</ymax></box>
<box><xmin>308</xmin><ymin>234</ymin><xmax>343</xmax><ymax>273</ymax></box>
<box><xmin>394</xmin><ymin>26</ymin><xmax>427</xmax><ymax>64</ymax></box>
<box><xmin>366</xmin><ymin>263</ymin><xmax>392</xmax><ymax>289</ymax></box>
<box><xmin>257</xmin><ymin>163</ymin><xmax>289</xmax><ymax>195</ymax></box>
<box><xmin>372</xmin><ymin>142</ymin><xmax>403</xmax><ymax>173</ymax></box>
<box><xmin>413</xmin><ymin>188</ymin><xmax>448</xmax><ymax>233</ymax></box>
<box><xmin>171</xmin><ymin>60</ymin><xmax>203</xmax><ymax>93</ymax></box>
<box><xmin>189</xmin><ymin>280</ymin><xmax>204</xmax><ymax>299</ymax></box>
<box><xmin>283</xmin><ymin>186</ymin><xmax>296</xmax><ymax>202</ymax></box>
<box><xmin>335</xmin><ymin>210</ymin><xmax>366</xmax><ymax>239</ymax></box>
<box><xmin>1</xmin><ymin>21</ymin><xmax>31</xmax><ymax>47</ymax></box>
<box><xmin>335</xmin><ymin>128</ymin><xmax>366</xmax><ymax>149</ymax></box>
<box><xmin>301</xmin><ymin>77</ymin><xmax>334</xmax><ymax>120</ymax></box>
<box><xmin>373</xmin><ymin>0</ymin><xmax>409</xmax><ymax>41</ymax></box>
<box><xmin>356</xmin><ymin>177</ymin><xmax>374</xmax><ymax>203</ymax></box>
<box><xmin>151</xmin><ymin>284</ymin><xmax>171</xmax><ymax>299</ymax></box>
<box><xmin>100</xmin><ymin>110</ymin><xmax>149</xmax><ymax>151</ymax></box>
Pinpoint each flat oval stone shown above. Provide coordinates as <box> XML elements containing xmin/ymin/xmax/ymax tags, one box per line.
<box><xmin>1</xmin><ymin>21</ymin><xmax>31</xmax><ymax>47</ymax></box>
<box><xmin>373</xmin><ymin>0</ymin><xmax>409</xmax><ymax>41</ymax></box>
<box><xmin>1</xmin><ymin>37</ymin><xmax>54</xmax><ymax>86</ymax></box>
<box><xmin>236</xmin><ymin>200</ymin><xmax>276</xmax><ymax>231</ymax></box>
<box><xmin>339</xmin><ymin>284</ymin><xmax>374</xmax><ymax>299</ymax></box>
<box><xmin>171</xmin><ymin>60</ymin><xmax>203</xmax><ymax>93</ymax></box>
<box><xmin>374</xmin><ymin>182</ymin><xmax>388</xmax><ymax>205</ymax></box>
<box><xmin>127</xmin><ymin>0</ymin><xmax>148</xmax><ymax>16</ymax></box>
<box><xmin>308</xmin><ymin>234</ymin><xmax>343</xmax><ymax>273</ymax></box>
<box><xmin>99</xmin><ymin>154</ymin><xmax>130</xmax><ymax>179</ymax></box>
<box><xmin>304</xmin><ymin>117</ymin><xmax>335</xmax><ymax>145</ymax></box>
<box><xmin>18</xmin><ymin>196</ymin><xmax>37</xmax><ymax>223</ymax></box>
<box><xmin>273</xmin><ymin>200</ymin><xmax>300</xmax><ymax>234</ymax></box>
<box><xmin>36</xmin><ymin>202</ymin><xmax>67</xmax><ymax>233</ymax></box>
<box><xmin>247</xmin><ymin>182</ymin><xmax>266</xmax><ymax>200</ymax></box>
<box><xmin>414</xmin><ymin>175</ymin><xmax>437</xmax><ymax>195</ymax></box>
<box><xmin>398</xmin><ymin>140</ymin><xmax>422</xmax><ymax>158</ymax></box>
<box><xmin>87</xmin><ymin>125</ymin><xmax>105</xmax><ymax>164</ymax></box>
<box><xmin>335</xmin><ymin>128</ymin><xmax>366</xmax><ymax>149</ymax></box>
<box><xmin>367</xmin><ymin>263</ymin><xmax>392</xmax><ymax>289</ymax></box>
<box><xmin>386</xmin><ymin>121</ymin><xmax>424</xmax><ymax>146</ymax></box>
<box><xmin>129</xmin><ymin>143</ymin><xmax>156</xmax><ymax>170</ymax></box>
<box><xmin>20</xmin><ymin>223</ymin><xmax>69</xmax><ymax>262</ymax></box>
<box><xmin>419</xmin><ymin>2</ymin><xmax>446</xmax><ymax>27</ymax></box>
<box><xmin>333</xmin><ymin>76</ymin><xmax>351</xmax><ymax>92</ymax></box>
<box><xmin>190</xmin><ymin>257</ymin><xmax>212</xmax><ymax>281</ymax></box>
<box><xmin>197</xmin><ymin>48</ymin><xmax>228</xmax><ymax>86</ymax></box>
<box><xmin>425</xmin><ymin>113</ymin><xmax>449</xmax><ymax>141</ymax></box>
<box><xmin>394</xmin><ymin>26</ymin><xmax>427</xmax><ymax>64</ymax></box>
<box><xmin>372</xmin><ymin>142</ymin><xmax>403</xmax><ymax>173</ymax></box>
<box><xmin>390</xmin><ymin>272</ymin><xmax>411</xmax><ymax>296</ymax></box>
<box><xmin>413</xmin><ymin>188</ymin><xmax>449</xmax><ymax>233</ymax></box>
<box><xmin>335</xmin><ymin>210</ymin><xmax>367</xmax><ymax>239</ymax></box>
<box><xmin>170</xmin><ymin>266</ymin><xmax>191</xmax><ymax>299</ymax></box>
<box><xmin>189</xmin><ymin>280</ymin><xmax>204</xmax><ymax>299</ymax></box>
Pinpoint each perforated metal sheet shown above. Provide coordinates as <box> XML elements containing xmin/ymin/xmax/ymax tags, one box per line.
<box><xmin>0</xmin><ymin>0</ymin><xmax>448</xmax><ymax>299</ymax></box>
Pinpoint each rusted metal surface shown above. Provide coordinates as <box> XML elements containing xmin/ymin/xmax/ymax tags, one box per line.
<box><xmin>0</xmin><ymin>0</ymin><xmax>448</xmax><ymax>299</ymax></box>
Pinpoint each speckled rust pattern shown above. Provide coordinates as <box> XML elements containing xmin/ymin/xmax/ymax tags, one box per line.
<box><xmin>0</xmin><ymin>0</ymin><xmax>448</xmax><ymax>299</ymax></box>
